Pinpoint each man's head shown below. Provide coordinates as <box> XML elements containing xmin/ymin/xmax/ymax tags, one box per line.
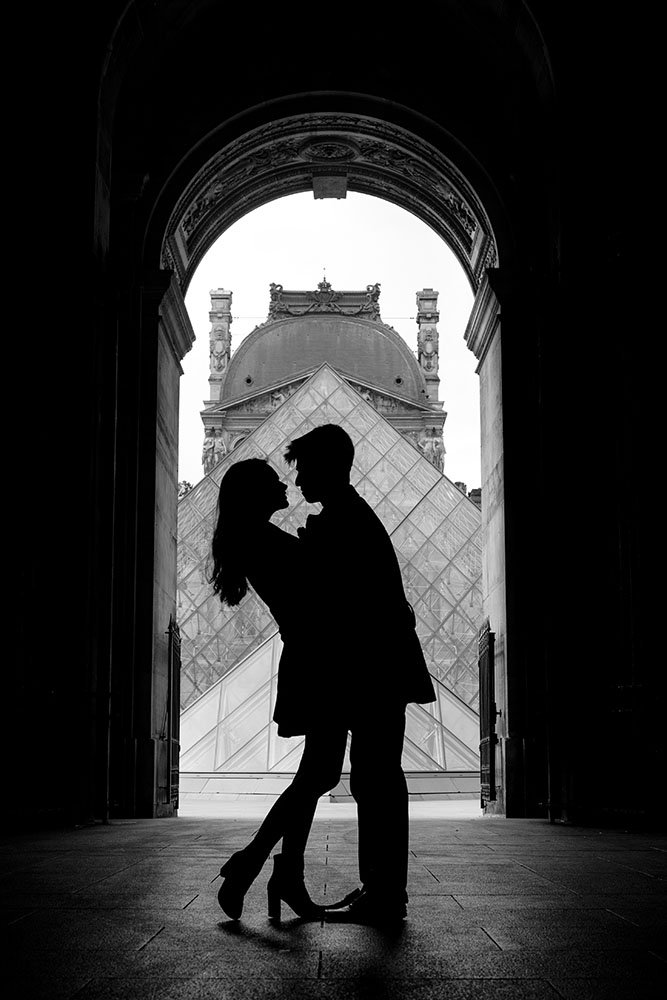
<box><xmin>284</xmin><ymin>424</ymin><xmax>355</xmax><ymax>503</ymax></box>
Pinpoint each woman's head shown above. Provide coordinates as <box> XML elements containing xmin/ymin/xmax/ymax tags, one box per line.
<box><xmin>218</xmin><ymin>458</ymin><xmax>288</xmax><ymax>522</ymax></box>
<box><xmin>210</xmin><ymin>458</ymin><xmax>288</xmax><ymax>605</ymax></box>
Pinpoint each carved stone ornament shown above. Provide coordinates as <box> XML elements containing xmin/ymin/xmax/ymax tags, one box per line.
<box><xmin>268</xmin><ymin>281</ymin><xmax>382</xmax><ymax>321</ymax></box>
<box><xmin>268</xmin><ymin>283</ymin><xmax>289</xmax><ymax>316</ymax></box>
<box><xmin>181</xmin><ymin>140</ymin><xmax>303</xmax><ymax>239</ymax></box>
<box><xmin>305</xmin><ymin>278</ymin><xmax>341</xmax><ymax>313</ymax></box>
<box><xmin>180</xmin><ymin>134</ymin><xmax>476</xmax><ymax>244</ymax></box>
<box><xmin>202</xmin><ymin>429</ymin><xmax>216</xmax><ymax>473</ymax></box>
<box><xmin>161</xmin><ymin>239</ymin><xmax>178</xmax><ymax>275</ymax></box>
<box><xmin>300</xmin><ymin>140</ymin><xmax>357</xmax><ymax>161</ymax></box>
<box><xmin>479</xmin><ymin>239</ymin><xmax>498</xmax><ymax>275</ymax></box>
<box><xmin>210</xmin><ymin>341</ymin><xmax>228</xmax><ymax>373</ymax></box>
<box><xmin>417</xmin><ymin>427</ymin><xmax>445</xmax><ymax>472</ymax></box>
<box><xmin>351</xmin><ymin>385</ymin><xmax>400</xmax><ymax>412</ymax></box>
<box><xmin>163</xmin><ymin>114</ymin><xmax>497</xmax><ymax>290</ymax></box>
<box><xmin>224</xmin><ymin>382</ymin><xmax>301</xmax><ymax>413</ymax></box>
<box><xmin>418</xmin><ymin>329</ymin><xmax>439</xmax><ymax>375</ymax></box>
<box><xmin>202</xmin><ymin>428</ymin><xmax>230</xmax><ymax>473</ymax></box>
<box><xmin>212</xmin><ymin>429</ymin><xmax>227</xmax><ymax>463</ymax></box>
<box><xmin>232</xmin><ymin>396</ymin><xmax>270</xmax><ymax>414</ymax></box>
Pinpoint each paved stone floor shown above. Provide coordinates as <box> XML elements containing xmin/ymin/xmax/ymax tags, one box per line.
<box><xmin>2</xmin><ymin>803</ymin><xmax>665</xmax><ymax>999</ymax></box>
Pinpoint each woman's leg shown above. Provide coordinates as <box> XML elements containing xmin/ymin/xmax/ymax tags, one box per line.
<box><xmin>246</xmin><ymin>724</ymin><xmax>348</xmax><ymax>863</ymax></box>
<box><xmin>218</xmin><ymin>726</ymin><xmax>347</xmax><ymax>919</ymax></box>
<box><xmin>280</xmin><ymin>725</ymin><xmax>348</xmax><ymax>860</ymax></box>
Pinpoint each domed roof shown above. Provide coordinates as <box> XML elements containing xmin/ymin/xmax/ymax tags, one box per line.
<box><xmin>222</xmin><ymin>313</ymin><xmax>428</xmax><ymax>404</ymax></box>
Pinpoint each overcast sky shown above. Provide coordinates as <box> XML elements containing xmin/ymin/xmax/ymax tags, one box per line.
<box><xmin>180</xmin><ymin>192</ymin><xmax>480</xmax><ymax>490</ymax></box>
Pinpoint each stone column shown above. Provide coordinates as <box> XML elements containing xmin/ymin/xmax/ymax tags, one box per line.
<box><xmin>111</xmin><ymin>270</ymin><xmax>195</xmax><ymax>819</ymax></box>
<box><xmin>208</xmin><ymin>289</ymin><xmax>232</xmax><ymax>401</ymax></box>
<box><xmin>152</xmin><ymin>275</ymin><xmax>195</xmax><ymax>816</ymax></box>
<box><xmin>416</xmin><ymin>288</ymin><xmax>441</xmax><ymax>403</ymax></box>
<box><xmin>416</xmin><ymin>288</ymin><xmax>446</xmax><ymax>470</ymax></box>
<box><xmin>464</xmin><ymin>273</ymin><xmax>507</xmax><ymax>815</ymax></box>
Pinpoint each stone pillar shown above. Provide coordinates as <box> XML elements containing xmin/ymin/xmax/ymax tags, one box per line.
<box><xmin>151</xmin><ymin>275</ymin><xmax>195</xmax><ymax>816</ymax></box>
<box><xmin>110</xmin><ymin>271</ymin><xmax>195</xmax><ymax>819</ymax></box>
<box><xmin>416</xmin><ymin>288</ymin><xmax>441</xmax><ymax>403</ymax></box>
<box><xmin>464</xmin><ymin>273</ymin><xmax>507</xmax><ymax>815</ymax></box>
<box><xmin>208</xmin><ymin>289</ymin><xmax>232</xmax><ymax>401</ymax></box>
<box><xmin>416</xmin><ymin>289</ymin><xmax>446</xmax><ymax>471</ymax></box>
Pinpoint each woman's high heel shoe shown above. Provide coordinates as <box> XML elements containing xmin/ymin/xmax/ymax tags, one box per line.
<box><xmin>217</xmin><ymin>847</ymin><xmax>264</xmax><ymax>919</ymax></box>
<box><xmin>266</xmin><ymin>853</ymin><xmax>326</xmax><ymax>922</ymax></box>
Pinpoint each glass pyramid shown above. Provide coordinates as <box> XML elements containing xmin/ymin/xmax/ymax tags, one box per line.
<box><xmin>177</xmin><ymin>363</ymin><xmax>482</xmax><ymax>768</ymax></box>
<box><xmin>180</xmin><ymin>631</ymin><xmax>480</xmax><ymax>773</ymax></box>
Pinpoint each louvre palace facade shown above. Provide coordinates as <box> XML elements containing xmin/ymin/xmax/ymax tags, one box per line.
<box><xmin>177</xmin><ymin>282</ymin><xmax>483</xmax><ymax>793</ymax></box>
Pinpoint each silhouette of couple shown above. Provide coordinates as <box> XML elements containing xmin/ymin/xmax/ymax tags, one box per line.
<box><xmin>210</xmin><ymin>424</ymin><xmax>435</xmax><ymax>925</ymax></box>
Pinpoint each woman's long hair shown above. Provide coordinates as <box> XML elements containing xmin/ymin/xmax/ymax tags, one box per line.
<box><xmin>210</xmin><ymin>458</ymin><xmax>272</xmax><ymax>606</ymax></box>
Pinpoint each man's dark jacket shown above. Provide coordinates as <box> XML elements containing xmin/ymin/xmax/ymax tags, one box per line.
<box><xmin>284</xmin><ymin>484</ymin><xmax>436</xmax><ymax>723</ymax></box>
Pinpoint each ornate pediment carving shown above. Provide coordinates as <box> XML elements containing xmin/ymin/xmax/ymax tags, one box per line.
<box><xmin>217</xmin><ymin>380</ymin><xmax>304</xmax><ymax>415</ymax></box>
<box><xmin>267</xmin><ymin>280</ymin><xmax>381</xmax><ymax>321</ymax></box>
<box><xmin>345</xmin><ymin>380</ymin><xmax>433</xmax><ymax>414</ymax></box>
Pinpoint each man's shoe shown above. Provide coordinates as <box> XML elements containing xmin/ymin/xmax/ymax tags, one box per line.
<box><xmin>325</xmin><ymin>887</ymin><xmax>407</xmax><ymax>925</ymax></box>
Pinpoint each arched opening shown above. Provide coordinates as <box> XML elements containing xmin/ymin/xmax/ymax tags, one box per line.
<box><xmin>97</xmin><ymin>0</ymin><xmax>557</xmax><ymax>821</ymax></box>
<box><xmin>175</xmin><ymin>192</ymin><xmax>481</xmax><ymax>809</ymax></box>
<box><xmin>95</xmin><ymin>6</ymin><xmax>550</xmax><ymax>819</ymax></box>
<box><xmin>131</xmin><ymin>100</ymin><xmax>512</xmax><ymax>820</ymax></box>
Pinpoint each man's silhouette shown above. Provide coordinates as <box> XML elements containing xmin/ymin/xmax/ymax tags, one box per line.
<box><xmin>285</xmin><ymin>423</ymin><xmax>436</xmax><ymax>923</ymax></box>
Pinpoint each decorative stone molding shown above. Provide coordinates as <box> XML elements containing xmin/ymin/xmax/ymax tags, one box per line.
<box><xmin>301</xmin><ymin>139</ymin><xmax>358</xmax><ymax>161</ymax></box>
<box><xmin>464</xmin><ymin>272</ymin><xmax>501</xmax><ymax>369</ymax></box>
<box><xmin>476</xmin><ymin>238</ymin><xmax>498</xmax><ymax>283</ymax></box>
<box><xmin>209</xmin><ymin>380</ymin><xmax>303</xmax><ymax>415</ymax></box>
<box><xmin>267</xmin><ymin>279</ymin><xmax>382</xmax><ymax>321</ymax></box>
<box><xmin>161</xmin><ymin>239</ymin><xmax>179</xmax><ymax>279</ymax></box>
<box><xmin>161</xmin><ymin>114</ymin><xmax>497</xmax><ymax>289</ymax></box>
<box><xmin>158</xmin><ymin>271</ymin><xmax>196</xmax><ymax>369</ymax></box>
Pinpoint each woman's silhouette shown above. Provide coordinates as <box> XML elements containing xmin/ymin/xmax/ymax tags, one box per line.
<box><xmin>210</xmin><ymin>458</ymin><xmax>347</xmax><ymax>921</ymax></box>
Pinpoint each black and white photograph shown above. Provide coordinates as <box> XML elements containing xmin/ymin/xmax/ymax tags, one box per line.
<box><xmin>5</xmin><ymin>3</ymin><xmax>659</xmax><ymax>999</ymax></box>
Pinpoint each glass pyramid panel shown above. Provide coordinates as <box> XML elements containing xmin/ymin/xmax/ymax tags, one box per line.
<box><xmin>180</xmin><ymin>630</ymin><xmax>480</xmax><ymax>773</ymax></box>
<box><xmin>178</xmin><ymin>363</ymin><xmax>482</xmax><ymax>770</ymax></box>
<box><xmin>180</xmin><ymin>634</ymin><xmax>304</xmax><ymax>772</ymax></box>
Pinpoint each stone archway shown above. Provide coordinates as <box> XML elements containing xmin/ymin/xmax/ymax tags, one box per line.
<box><xmin>159</xmin><ymin>112</ymin><xmax>498</xmax><ymax>293</ymax></box>
<box><xmin>13</xmin><ymin>3</ymin><xmax>651</xmax><ymax>831</ymax></box>
<box><xmin>6</xmin><ymin>0</ymin><xmax>661</xmax><ymax>822</ymax></box>
<box><xmin>85</xmin><ymin>3</ymin><xmax>568</xmax><ymax>825</ymax></box>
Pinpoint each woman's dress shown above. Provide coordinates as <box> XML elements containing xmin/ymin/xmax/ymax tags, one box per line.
<box><xmin>245</xmin><ymin>522</ymin><xmax>315</xmax><ymax>737</ymax></box>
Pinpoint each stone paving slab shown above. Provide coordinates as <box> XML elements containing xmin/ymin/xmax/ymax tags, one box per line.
<box><xmin>1</xmin><ymin>809</ymin><xmax>665</xmax><ymax>999</ymax></box>
<box><xmin>317</xmin><ymin>945</ymin><xmax>666</xmax><ymax>979</ymax></box>
<box><xmin>72</xmin><ymin>977</ymin><xmax>567</xmax><ymax>999</ymax></box>
<box><xmin>548</xmin><ymin>981</ymin><xmax>665</xmax><ymax>1000</ymax></box>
